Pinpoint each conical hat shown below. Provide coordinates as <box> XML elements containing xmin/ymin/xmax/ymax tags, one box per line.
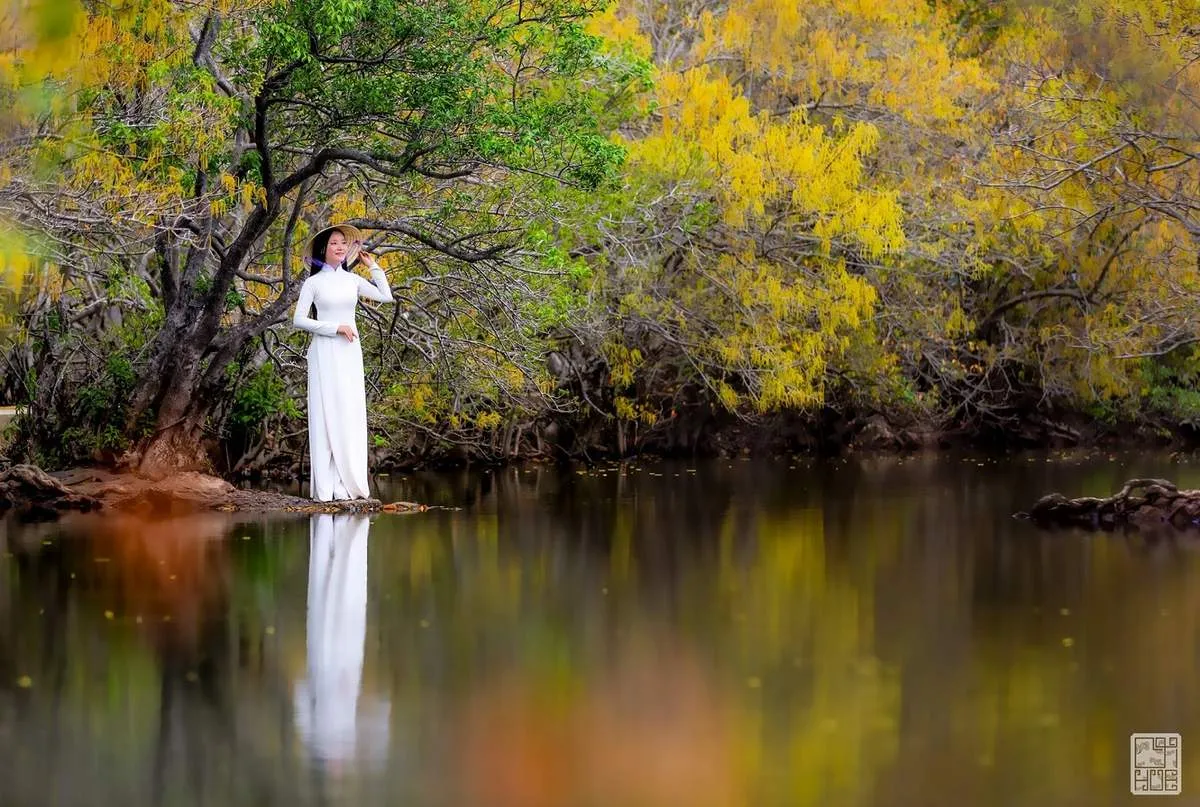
<box><xmin>304</xmin><ymin>223</ymin><xmax>364</xmax><ymax>268</ymax></box>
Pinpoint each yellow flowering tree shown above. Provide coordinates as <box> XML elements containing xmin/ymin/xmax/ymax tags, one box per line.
<box><xmin>931</xmin><ymin>0</ymin><xmax>1200</xmax><ymax>431</ymax></box>
<box><xmin>566</xmin><ymin>0</ymin><xmax>1200</xmax><ymax>449</ymax></box>
<box><xmin>557</xmin><ymin>0</ymin><xmax>994</xmax><ymax>453</ymax></box>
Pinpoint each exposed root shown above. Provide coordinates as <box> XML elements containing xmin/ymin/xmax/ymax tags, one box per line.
<box><xmin>0</xmin><ymin>464</ymin><xmax>103</xmax><ymax>520</ymax></box>
<box><xmin>1016</xmin><ymin>478</ymin><xmax>1199</xmax><ymax>529</ymax></box>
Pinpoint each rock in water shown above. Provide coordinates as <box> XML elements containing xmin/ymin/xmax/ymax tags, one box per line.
<box><xmin>0</xmin><ymin>464</ymin><xmax>103</xmax><ymax>520</ymax></box>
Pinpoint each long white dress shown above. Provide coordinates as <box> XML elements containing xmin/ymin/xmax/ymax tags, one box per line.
<box><xmin>292</xmin><ymin>264</ymin><xmax>393</xmax><ymax>501</ymax></box>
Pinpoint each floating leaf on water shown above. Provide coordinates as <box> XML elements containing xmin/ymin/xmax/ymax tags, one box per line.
<box><xmin>104</xmin><ymin>610</ymin><xmax>114</xmax><ymax>620</ymax></box>
<box><xmin>265</xmin><ymin>626</ymin><xmax>275</xmax><ymax>635</ymax></box>
<box><xmin>1059</xmin><ymin>608</ymin><xmax>1071</xmax><ymax>616</ymax></box>
<box><xmin>1062</xmin><ymin>637</ymin><xmax>1074</xmax><ymax>648</ymax></box>
<box><xmin>16</xmin><ymin>676</ymin><xmax>32</xmax><ymax>689</ymax></box>
<box><xmin>746</xmin><ymin>677</ymin><xmax>761</xmax><ymax>689</ymax></box>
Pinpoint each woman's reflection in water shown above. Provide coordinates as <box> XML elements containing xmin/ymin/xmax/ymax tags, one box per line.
<box><xmin>294</xmin><ymin>513</ymin><xmax>390</xmax><ymax>773</ymax></box>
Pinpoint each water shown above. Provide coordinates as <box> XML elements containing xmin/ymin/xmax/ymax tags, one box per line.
<box><xmin>2</xmin><ymin>451</ymin><xmax>1200</xmax><ymax>806</ymax></box>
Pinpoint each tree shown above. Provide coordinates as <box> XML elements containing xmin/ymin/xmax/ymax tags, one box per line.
<box><xmin>868</xmin><ymin>0</ymin><xmax>1200</xmax><ymax>432</ymax></box>
<box><xmin>966</xmin><ymin>0</ymin><xmax>1200</xmax><ymax>416</ymax></box>
<box><xmin>2</xmin><ymin>0</ymin><xmax>637</xmax><ymax>472</ymax></box>
<box><xmin>579</xmin><ymin>0</ymin><xmax>1200</xmax><ymax>447</ymax></box>
<box><xmin>548</xmin><ymin>0</ymin><xmax>995</xmax><ymax>453</ymax></box>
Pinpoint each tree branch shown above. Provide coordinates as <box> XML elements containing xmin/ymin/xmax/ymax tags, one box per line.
<box><xmin>976</xmin><ymin>288</ymin><xmax>1088</xmax><ymax>334</ymax></box>
<box><xmin>276</xmin><ymin>146</ymin><xmax>434</xmax><ymax>195</ymax></box>
<box><xmin>192</xmin><ymin>13</ymin><xmax>246</xmax><ymax>102</ymax></box>
<box><xmin>352</xmin><ymin>218</ymin><xmax>512</xmax><ymax>262</ymax></box>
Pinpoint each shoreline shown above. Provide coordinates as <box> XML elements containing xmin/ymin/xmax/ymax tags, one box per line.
<box><xmin>5</xmin><ymin>406</ymin><xmax>1200</xmax><ymax>525</ymax></box>
<box><xmin>0</xmin><ymin>465</ymin><xmax>431</xmax><ymax>522</ymax></box>
<box><xmin>6</xmin><ymin>443</ymin><xmax>1200</xmax><ymax>530</ymax></box>
<box><xmin>235</xmin><ymin>415</ymin><xmax>1200</xmax><ymax>482</ymax></box>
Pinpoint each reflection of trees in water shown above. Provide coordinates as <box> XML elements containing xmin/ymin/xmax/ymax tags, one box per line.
<box><xmin>371</xmin><ymin>457</ymin><xmax>1200</xmax><ymax>806</ymax></box>
<box><xmin>112</xmin><ymin>515</ymin><xmax>304</xmax><ymax>806</ymax></box>
<box><xmin>0</xmin><ymin>514</ymin><xmax>306</xmax><ymax>806</ymax></box>
<box><xmin>0</xmin><ymin>519</ymin><xmax>74</xmax><ymax>766</ymax></box>
<box><xmin>853</xmin><ymin>464</ymin><xmax>1200</xmax><ymax>807</ymax></box>
<box><xmin>152</xmin><ymin>566</ymin><xmax>235</xmax><ymax>805</ymax></box>
<box><xmin>450</xmin><ymin>627</ymin><xmax>745</xmax><ymax>807</ymax></box>
<box><xmin>370</xmin><ymin>462</ymin><xmax>902</xmax><ymax>807</ymax></box>
<box><xmin>371</xmin><ymin>462</ymin><xmax>762</xmax><ymax>682</ymax></box>
<box><xmin>5</xmin><ymin>457</ymin><xmax>1200</xmax><ymax>806</ymax></box>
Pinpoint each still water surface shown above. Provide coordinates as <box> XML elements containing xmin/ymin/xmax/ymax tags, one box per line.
<box><xmin>2</xmin><ymin>452</ymin><xmax>1200</xmax><ymax>806</ymax></box>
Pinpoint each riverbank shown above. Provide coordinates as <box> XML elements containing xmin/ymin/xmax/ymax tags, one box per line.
<box><xmin>0</xmin><ymin>464</ymin><xmax>430</xmax><ymax>521</ymax></box>
<box><xmin>275</xmin><ymin>407</ymin><xmax>1200</xmax><ymax>480</ymax></box>
<box><xmin>6</xmin><ymin>402</ymin><xmax>1200</xmax><ymax>497</ymax></box>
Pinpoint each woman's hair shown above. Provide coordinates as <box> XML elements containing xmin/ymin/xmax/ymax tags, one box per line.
<box><xmin>308</xmin><ymin>227</ymin><xmax>346</xmax><ymax>276</ymax></box>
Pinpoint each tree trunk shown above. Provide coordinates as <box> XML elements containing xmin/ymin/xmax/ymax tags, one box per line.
<box><xmin>125</xmin><ymin>189</ymin><xmax>293</xmax><ymax>477</ymax></box>
<box><xmin>125</xmin><ymin>217</ymin><xmax>212</xmax><ymax>437</ymax></box>
<box><xmin>133</xmin><ymin>340</ymin><xmax>214</xmax><ymax>476</ymax></box>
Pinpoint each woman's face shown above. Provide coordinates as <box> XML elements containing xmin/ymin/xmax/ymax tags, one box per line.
<box><xmin>324</xmin><ymin>231</ymin><xmax>350</xmax><ymax>266</ymax></box>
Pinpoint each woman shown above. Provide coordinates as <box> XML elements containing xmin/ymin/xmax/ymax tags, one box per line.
<box><xmin>292</xmin><ymin>223</ymin><xmax>393</xmax><ymax>501</ymax></box>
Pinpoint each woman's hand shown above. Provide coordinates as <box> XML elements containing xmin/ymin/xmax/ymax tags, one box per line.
<box><xmin>359</xmin><ymin>251</ymin><xmax>380</xmax><ymax>270</ymax></box>
<box><xmin>336</xmin><ymin>324</ymin><xmax>357</xmax><ymax>342</ymax></box>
